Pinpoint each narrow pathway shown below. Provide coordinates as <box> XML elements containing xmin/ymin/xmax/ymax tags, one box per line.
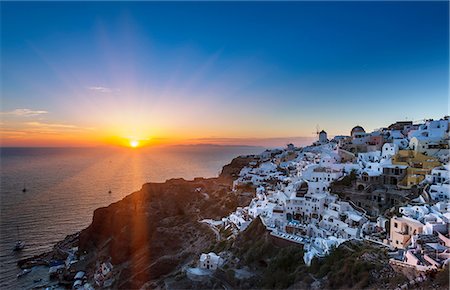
<box><xmin>200</xmin><ymin>221</ymin><xmax>220</xmax><ymax>241</ymax></box>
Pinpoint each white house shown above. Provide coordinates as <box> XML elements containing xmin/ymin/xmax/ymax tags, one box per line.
<box><xmin>392</xmin><ymin>138</ymin><xmax>409</xmax><ymax>149</ymax></box>
<box><xmin>428</xmin><ymin>184</ymin><xmax>450</xmax><ymax>201</ymax></box>
<box><xmin>390</xmin><ymin>130</ymin><xmax>404</xmax><ymax>140</ymax></box>
<box><xmin>229</xmin><ymin>207</ymin><xmax>251</xmax><ymax>231</ymax></box>
<box><xmin>409</xmin><ymin>119</ymin><xmax>450</xmax><ymax>140</ymax></box>
<box><xmin>382</xmin><ymin>143</ymin><xmax>399</xmax><ymax>159</ymax></box>
<box><xmin>422</xmin><ymin>214</ymin><xmax>448</xmax><ymax>235</ymax></box>
<box><xmin>352</xmin><ymin>133</ymin><xmax>370</xmax><ymax>145</ymax></box>
<box><xmin>305</xmin><ymin>167</ymin><xmax>343</xmax><ymax>194</ymax></box>
<box><xmin>409</xmin><ymin>136</ymin><xmax>448</xmax><ymax>156</ymax></box>
<box><xmin>200</xmin><ymin>252</ymin><xmax>223</xmax><ymax>270</ymax></box>
<box><xmin>426</xmin><ymin>165</ymin><xmax>450</xmax><ymax>184</ymax></box>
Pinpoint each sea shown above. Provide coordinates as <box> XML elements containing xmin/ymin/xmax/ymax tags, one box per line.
<box><xmin>0</xmin><ymin>145</ymin><xmax>264</xmax><ymax>289</ymax></box>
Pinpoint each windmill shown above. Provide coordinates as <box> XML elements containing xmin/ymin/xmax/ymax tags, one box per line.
<box><xmin>312</xmin><ymin>124</ymin><xmax>320</xmax><ymax>138</ymax></box>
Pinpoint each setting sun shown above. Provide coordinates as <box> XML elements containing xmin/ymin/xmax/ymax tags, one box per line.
<box><xmin>129</xmin><ymin>140</ymin><xmax>139</xmax><ymax>148</ymax></box>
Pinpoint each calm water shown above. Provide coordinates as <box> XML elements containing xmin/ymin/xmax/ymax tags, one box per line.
<box><xmin>0</xmin><ymin>145</ymin><xmax>263</xmax><ymax>288</ymax></box>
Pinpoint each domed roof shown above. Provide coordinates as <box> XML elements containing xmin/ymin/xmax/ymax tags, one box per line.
<box><xmin>319</xmin><ymin>130</ymin><xmax>327</xmax><ymax>134</ymax></box>
<box><xmin>351</xmin><ymin>126</ymin><xmax>365</xmax><ymax>136</ymax></box>
<box><xmin>296</xmin><ymin>181</ymin><xmax>309</xmax><ymax>197</ymax></box>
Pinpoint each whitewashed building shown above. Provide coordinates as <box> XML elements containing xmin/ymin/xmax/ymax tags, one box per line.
<box><xmin>428</xmin><ymin>184</ymin><xmax>450</xmax><ymax>201</ymax></box>
<box><xmin>319</xmin><ymin>130</ymin><xmax>328</xmax><ymax>144</ymax></box>
<box><xmin>382</xmin><ymin>143</ymin><xmax>399</xmax><ymax>159</ymax></box>
<box><xmin>426</xmin><ymin>165</ymin><xmax>450</xmax><ymax>184</ymax></box>
<box><xmin>200</xmin><ymin>252</ymin><xmax>223</xmax><ymax>270</ymax></box>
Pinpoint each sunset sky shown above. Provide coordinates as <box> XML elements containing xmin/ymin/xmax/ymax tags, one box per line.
<box><xmin>1</xmin><ymin>1</ymin><xmax>448</xmax><ymax>147</ymax></box>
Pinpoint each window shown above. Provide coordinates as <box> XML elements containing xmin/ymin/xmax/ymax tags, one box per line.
<box><xmin>394</xmin><ymin>222</ymin><xmax>398</xmax><ymax>228</ymax></box>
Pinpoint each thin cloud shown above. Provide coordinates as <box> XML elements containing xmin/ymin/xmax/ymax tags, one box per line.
<box><xmin>0</xmin><ymin>108</ymin><xmax>48</xmax><ymax>117</ymax></box>
<box><xmin>26</xmin><ymin>122</ymin><xmax>78</xmax><ymax>129</ymax></box>
<box><xmin>22</xmin><ymin>122</ymin><xmax>94</xmax><ymax>133</ymax></box>
<box><xmin>87</xmin><ymin>86</ymin><xmax>113</xmax><ymax>93</ymax></box>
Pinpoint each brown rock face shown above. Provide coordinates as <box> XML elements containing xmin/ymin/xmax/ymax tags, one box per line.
<box><xmin>78</xmin><ymin>171</ymin><xmax>252</xmax><ymax>288</ymax></box>
<box><xmin>219</xmin><ymin>155</ymin><xmax>258</xmax><ymax>182</ymax></box>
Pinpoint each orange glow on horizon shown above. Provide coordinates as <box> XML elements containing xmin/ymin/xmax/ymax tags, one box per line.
<box><xmin>101</xmin><ymin>136</ymin><xmax>161</xmax><ymax>148</ymax></box>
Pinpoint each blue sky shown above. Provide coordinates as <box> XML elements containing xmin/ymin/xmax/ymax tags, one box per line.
<box><xmin>1</xmin><ymin>1</ymin><xmax>448</xmax><ymax>146</ymax></box>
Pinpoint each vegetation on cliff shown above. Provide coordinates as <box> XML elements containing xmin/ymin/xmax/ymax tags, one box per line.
<box><xmin>222</xmin><ymin>218</ymin><xmax>410</xmax><ymax>290</ymax></box>
<box><xmin>225</xmin><ymin>218</ymin><xmax>306</xmax><ymax>289</ymax></box>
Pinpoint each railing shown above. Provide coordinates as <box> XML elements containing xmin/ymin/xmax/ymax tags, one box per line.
<box><xmin>270</xmin><ymin>231</ymin><xmax>306</xmax><ymax>245</ymax></box>
<box><xmin>389</xmin><ymin>258</ymin><xmax>434</xmax><ymax>272</ymax></box>
<box><xmin>364</xmin><ymin>235</ymin><xmax>390</xmax><ymax>248</ymax></box>
<box><xmin>347</xmin><ymin>200</ymin><xmax>371</xmax><ymax>220</ymax></box>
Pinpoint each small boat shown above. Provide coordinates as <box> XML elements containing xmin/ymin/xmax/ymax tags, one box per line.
<box><xmin>22</xmin><ymin>182</ymin><xmax>27</xmax><ymax>193</ymax></box>
<box><xmin>17</xmin><ymin>268</ymin><xmax>31</xmax><ymax>278</ymax></box>
<box><xmin>13</xmin><ymin>226</ymin><xmax>25</xmax><ymax>251</ymax></box>
<box><xmin>108</xmin><ymin>190</ymin><xmax>112</xmax><ymax>194</ymax></box>
<box><xmin>14</xmin><ymin>240</ymin><xmax>25</xmax><ymax>251</ymax></box>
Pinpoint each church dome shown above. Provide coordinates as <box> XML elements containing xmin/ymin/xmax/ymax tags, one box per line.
<box><xmin>351</xmin><ymin>126</ymin><xmax>365</xmax><ymax>137</ymax></box>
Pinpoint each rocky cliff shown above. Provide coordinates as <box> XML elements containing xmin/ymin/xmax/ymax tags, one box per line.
<box><xmin>77</xmin><ymin>155</ymin><xmax>256</xmax><ymax>288</ymax></box>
